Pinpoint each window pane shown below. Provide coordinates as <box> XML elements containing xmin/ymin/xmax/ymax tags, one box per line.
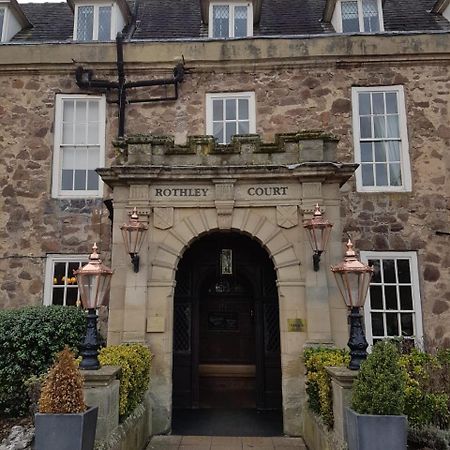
<box><xmin>383</xmin><ymin>259</ymin><xmax>396</xmax><ymax>283</ymax></box>
<box><xmin>369</xmin><ymin>259</ymin><xmax>381</xmax><ymax>283</ymax></box>
<box><xmin>361</xmin><ymin>164</ymin><xmax>374</xmax><ymax>186</ymax></box>
<box><xmin>225</xmin><ymin>99</ymin><xmax>236</xmax><ymax>120</ymax></box>
<box><xmin>238</xmin><ymin>121</ymin><xmax>249</xmax><ymax>134</ymax></box>
<box><xmin>371</xmin><ymin>312</ymin><xmax>384</xmax><ymax>336</ymax></box>
<box><xmin>387</xmin><ymin>141</ymin><xmax>400</xmax><ymax>161</ymax></box>
<box><xmin>52</xmin><ymin>288</ymin><xmax>64</xmax><ymax>306</ymax></box>
<box><xmin>386</xmin><ymin>313</ymin><xmax>399</xmax><ymax>335</ymax></box>
<box><xmin>373</xmin><ymin>116</ymin><xmax>385</xmax><ymax>138</ymax></box>
<box><xmin>397</xmin><ymin>259</ymin><xmax>411</xmax><ymax>283</ymax></box>
<box><xmin>66</xmin><ymin>288</ymin><xmax>78</xmax><ymax>307</ymax></box>
<box><xmin>385</xmin><ymin>286</ymin><xmax>398</xmax><ymax>310</ymax></box>
<box><xmin>68</xmin><ymin>262</ymin><xmax>80</xmax><ymax>280</ymax></box>
<box><xmin>63</xmin><ymin>100</ymin><xmax>75</xmax><ymax>122</ymax></box>
<box><xmin>361</xmin><ymin>142</ymin><xmax>373</xmax><ymax>162</ymax></box>
<box><xmin>386</xmin><ymin>115</ymin><xmax>400</xmax><ymax>138</ymax></box>
<box><xmin>213</xmin><ymin>99</ymin><xmax>223</xmax><ymax>121</ymax></box>
<box><xmin>62</xmin><ymin>123</ymin><xmax>74</xmax><ymax>145</ymax></box>
<box><xmin>98</xmin><ymin>6</ymin><xmax>111</xmax><ymax>41</ymax></box>
<box><xmin>225</xmin><ymin>122</ymin><xmax>236</xmax><ymax>143</ymax></box>
<box><xmin>341</xmin><ymin>1</ymin><xmax>359</xmax><ymax>32</ymax></box>
<box><xmin>61</xmin><ymin>170</ymin><xmax>74</xmax><ymax>190</ymax></box>
<box><xmin>87</xmin><ymin>123</ymin><xmax>99</xmax><ymax>144</ymax></box>
<box><xmin>74</xmin><ymin>170</ymin><xmax>86</xmax><ymax>190</ymax></box>
<box><xmin>62</xmin><ymin>147</ymin><xmax>76</xmax><ymax>170</ymax></box>
<box><xmin>54</xmin><ymin>262</ymin><xmax>66</xmax><ymax>285</ymax></box>
<box><xmin>213</xmin><ymin>122</ymin><xmax>224</xmax><ymax>143</ymax></box>
<box><xmin>372</xmin><ymin>93</ymin><xmax>384</xmax><ymax>115</ymax></box>
<box><xmin>360</xmin><ymin>117</ymin><xmax>372</xmax><ymax>138</ymax></box>
<box><xmin>77</xmin><ymin>147</ymin><xmax>89</xmax><ymax>170</ymax></box>
<box><xmin>375</xmin><ymin>163</ymin><xmax>387</xmax><ymax>185</ymax></box>
<box><xmin>386</xmin><ymin>92</ymin><xmax>398</xmax><ymax>114</ymax></box>
<box><xmin>401</xmin><ymin>313</ymin><xmax>414</xmax><ymax>337</ymax></box>
<box><xmin>374</xmin><ymin>142</ymin><xmax>386</xmax><ymax>162</ymax></box>
<box><xmin>359</xmin><ymin>93</ymin><xmax>371</xmax><ymax>115</ymax></box>
<box><xmin>370</xmin><ymin>285</ymin><xmax>383</xmax><ymax>309</ymax></box>
<box><xmin>75</xmin><ymin>100</ymin><xmax>87</xmax><ymax>124</ymax></box>
<box><xmin>238</xmin><ymin>99</ymin><xmax>249</xmax><ymax>120</ymax></box>
<box><xmin>362</xmin><ymin>0</ymin><xmax>379</xmax><ymax>32</ymax></box>
<box><xmin>399</xmin><ymin>286</ymin><xmax>413</xmax><ymax>310</ymax></box>
<box><xmin>213</xmin><ymin>5</ymin><xmax>229</xmax><ymax>38</ymax></box>
<box><xmin>234</xmin><ymin>6</ymin><xmax>247</xmax><ymax>37</ymax></box>
<box><xmin>87</xmin><ymin>170</ymin><xmax>99</xmax><ymax>190</ymax></box>
<box><xmin>77</xmin><ymin>6</ymin><xmax>94</xmax><ymax>41</ymax></box>
<box><xmin>389</xmin><ymin>163</ymin><xmax>402</xmax><ymax>186</ymax></box>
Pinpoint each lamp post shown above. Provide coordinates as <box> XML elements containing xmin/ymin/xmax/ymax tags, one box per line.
<box><xmin>120</xmin><ymin>207</ymin><xmax>148</xmax><ymax>273</ymax></box>
<box><xmin>331</xmin><ymin>239</ymin><xmax>374</xmax><ymax>370</ymax></box>
<box><xmin>303</xmin><ymin>204</ymin><xmax>333</xmax><ymax>271</ymax></box>
<box><xmin>74</xmin><ymin>243</ymin><xmax>113</xmax><ymax>370</ymax></box>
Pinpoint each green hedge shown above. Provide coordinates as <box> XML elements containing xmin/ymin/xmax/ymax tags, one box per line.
<box><xmin>304</xmin><ymin>347</ymin><xmax>349</xmax><ymax>428</ymax></box>
<box><xmin>0</xmin><ymin>306</ymin><xmax>86</xmax><ymax>417</ymax></box>
<box><xmin>99</xmin><ymin>343</ymin><xmax>153</xmax><ymax>419</ymax></box>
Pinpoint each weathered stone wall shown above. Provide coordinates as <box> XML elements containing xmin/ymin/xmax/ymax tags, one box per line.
<box><xmin>0</xmin><ymin>36</ymin><xmax>448</xmax><ymax>345</ymax></box>
<box><xmin>0</xmin><ymin>72</ymin><xmax>112</xmax><ymax>308</ymax></box>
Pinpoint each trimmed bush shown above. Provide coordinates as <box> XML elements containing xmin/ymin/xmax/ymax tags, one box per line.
<box><xmin>304</xmin><ymin>347</ymin><xmax>350</xmax><ymax>428</ymax></box>
<box><xmin>39</xmin><ymin>347</ymin><xmax>86</xmax><ymax>414</ymax></box>
<box><xmin>352</xmin><ymin>340</ymin><xmax>406</xmax><ymax>415</ymax></box>
<box><xmin>408</xmin><ymin>425</ymin><xmax>450</xmax><ymax>450</ymax></box>
<box><xmin>0</xmin><ymin>306</ymin><xmax>86</xmax><ymax>417</ymax></box>
<box><xmin>99</xmin><ymin>343</ymin><xmax>153</xmax><ymax>419</ymax></box>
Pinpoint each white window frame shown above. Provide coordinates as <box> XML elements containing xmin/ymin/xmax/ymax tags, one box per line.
<box><xmin>52</xmin><ymin>94</ymin><xmax>106</xmax><ymax>199</ymax></box>
<box><xmin>361</xmin><ymin>251</ymin><xmax>424</xmax><ymax>347</ymax></box>
<box><xmin>44</xmin><ymin>254</ymin><xmax>88</xmax><ymax>306</ymax></box>
<box><xmin>208</xmin><ymin>2</ymin><xmax>253</xmax><ymax>38</ymax></box>
<box><xmin>0</xmin><ymin>7</ymin><xmax>6</xmax><ymax>42</ymax></box>
<box><xmin>333</xmin><ymin>0</ymin><xmax>384</xmax><ymax>33</ymax></box>
<box><xmin>352</xmin><ymin>85</ymin><xmax>411</xmax><ymax>192</ymax></box>
<box><xmin>73</xmin><ymin>3</ymin><xmax>115</xmax><ymax>41</ymax></box>
<box><xmin>206</xmin><ymin>91</ymin><xmax>256</xmax><ymax>144</ymax></box>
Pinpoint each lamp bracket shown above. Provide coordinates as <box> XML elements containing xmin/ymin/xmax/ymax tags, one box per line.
<box><xmin>313</xmin><ymin>251</ymin><xmax>322</xmax><ymax>272</ymax></box>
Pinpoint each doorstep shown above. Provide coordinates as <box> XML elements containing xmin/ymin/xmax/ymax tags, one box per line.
<box><xmin>146</xmin><ymin>435</ymin><xmax>307</xmax><ymax>450</ymax></box>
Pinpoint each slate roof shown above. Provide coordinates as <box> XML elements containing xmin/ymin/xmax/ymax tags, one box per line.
<box><xmin>9</xmin><ymin>0</ymin><xmax>450</xmax><ymax>43</ymax></box>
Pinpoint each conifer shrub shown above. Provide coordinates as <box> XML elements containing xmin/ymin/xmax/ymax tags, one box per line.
<box><xmin>352</xmin><ymin>340</ymin><xmax>406</xmax><ymax>415</ymax></box>
<box><xmin>0</xmin><ymin>306</ymin><xmax>86</xmax><ymax>417</ymax></box>
<box><xmin>304</xmin><ymin>347</ymin><xmax>350</xmax><ymax>428</ymax></box>
<box><xmin>99</xmin><ymin>343</ymin><xmax>153</xmax><ymax>419</ymax></box>
<box><xmin>39</xmin><ymin>346</ymin><xmax>86</xmax><ymax>414</ymax></box>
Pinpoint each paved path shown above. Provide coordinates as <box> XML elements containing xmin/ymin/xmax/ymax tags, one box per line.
<box><xmin>146</xmin><ymin>435</ymin><xmax>307</xmax><ymax>450</ymax></box>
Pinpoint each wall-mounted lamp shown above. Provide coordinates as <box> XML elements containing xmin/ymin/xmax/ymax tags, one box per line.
<box><xmin>303</xmin><ymin>204</ymin><xmax>333</xmax><ymax>271</ymax></box>
<box><xmin>75</xmin><ymin>243</ymin><xmax>113</xmax><ymax>370</ymax></box>
<box><xmin>120</xmin><ymin>207</ymin><xmax>148</xmax><ymax>273</ymax></box>
<box><xmin>331</xmin><ymin>239</ymin><xmax>374</xmax><ymax>370</ymax></box>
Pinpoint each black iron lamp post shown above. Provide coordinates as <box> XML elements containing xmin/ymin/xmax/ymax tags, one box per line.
<box><xmin>120</xmin><ymin>207</ymin><xmax>148</xmax><ymax>273</ymax></box>
<box><xmin>331</xmin><ymin>239</ymin><xmax>374</xmax><ymax>370</ymax></box>
<box><xmin>303</xmin><ymin>204</ymin><xmax>333</xmax><ymax>271</ymax></box>
<box><xmin>74</xmin><ymin>243</ymin><xmax>113</xmax><ymax>370</ymax></box>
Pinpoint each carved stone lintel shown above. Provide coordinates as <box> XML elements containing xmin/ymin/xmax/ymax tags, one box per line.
<box><xmin>153</xmin><ymin>207</ymin><xmax>174</xmax><ymax>230</ymax></box>
<box><xmin>277</xmin><ymin>205</ymin><xmax>298</xmax><ymax>229</ymax></box>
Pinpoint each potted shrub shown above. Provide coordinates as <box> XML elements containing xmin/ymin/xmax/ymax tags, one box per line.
<box><xmin>345</xmin><ymin>341</ymin><xmax>408</xmax><ymax>450</ymax></box>
<box><xmin>35</xmin><ymin>346</ymin><xmax>98</xmax><ymax>450</ymax></box>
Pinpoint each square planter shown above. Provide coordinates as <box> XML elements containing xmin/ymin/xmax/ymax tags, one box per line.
<box><xmin>345</xmin><ymin>407</ymin><xmax>407</xmax><ymax>450</ymax></box>
<box><xmin>35</xmin><ymin>406</ymin><xmax>98</xmax><ymax>450</ymax></box>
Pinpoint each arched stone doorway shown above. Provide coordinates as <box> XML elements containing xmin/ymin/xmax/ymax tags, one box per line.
<box><xmin>172</xmin><ymin>232</ymin><xmax>282</xmax><ymax>414</ymax></box>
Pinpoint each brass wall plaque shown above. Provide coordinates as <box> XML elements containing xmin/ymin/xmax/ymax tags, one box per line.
<box><xmin>287</xmin><ymin>318</ymin><xmax>306</xmax><ymax>332</ymax></box>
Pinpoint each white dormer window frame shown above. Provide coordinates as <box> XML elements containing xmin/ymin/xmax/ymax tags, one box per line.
<box><xmin>208</xmin><ymin>2</ymin><xmax>253</xmax><ymax>38</ymax></box>
<box><xmin>0</xmin><ymin>7</ymin><xmax>6</xmax><ymax>42</ymax></box>
<box><xmin>332</xmin><ymin>0</ymin><xmax>384</xmax><ymax>33</ymax></box>
<box><xmin>0</xmin><ymin>3</ymin><xmax>28</xmax><ymax>43</ymax></box>
<box><xmin>74</xmin><ymin>2</ymin><xmax>120</xmax><ymax>41</ymax></box>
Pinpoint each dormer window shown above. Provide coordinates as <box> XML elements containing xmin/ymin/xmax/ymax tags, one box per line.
<box><xmin>0</xmin><ymin>1</ymin><xmax>30</xmax><ymax>43</ymax></box>
<box><xmin>71</xmin><ymin>0</ymin><xmax>130</xmax><ymax>41</ymax></box>
<box><xmin>332</xmin><ymin>0</ymin><xmax>384</xmax><ymax>33</ymax></box>
<box><xmin>209</xmin><ymin>2</ymin><xmax>253</xmax><ymax>38</ymax></box>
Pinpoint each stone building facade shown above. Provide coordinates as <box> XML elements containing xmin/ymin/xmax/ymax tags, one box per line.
<box><xmin>0</xmin><ymin>0</ymin><xmax>449</xmax><ymax>436</ymax></box>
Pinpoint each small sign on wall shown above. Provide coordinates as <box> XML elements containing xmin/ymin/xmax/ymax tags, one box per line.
<box><xmin>287</xmin><ymin>318</ymin><xmax>306</xmax><ymax>332</ymax></box>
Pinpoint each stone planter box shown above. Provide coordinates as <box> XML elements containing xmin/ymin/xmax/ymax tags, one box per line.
<box><xmin>35</xmin><ymin>406</ymin><xmax>98</xmax><ymax>450</ymax></box>
<box><xmin>345</xmin><ymin>407</ymin><xmax>407</xmax><ymax>450</ymax></box>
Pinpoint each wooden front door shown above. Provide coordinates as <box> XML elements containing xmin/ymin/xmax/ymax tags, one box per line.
<box><xmin>173</xmin><ymin>233</ymin><xmax>281</xmax><ymax>410</ymax></box>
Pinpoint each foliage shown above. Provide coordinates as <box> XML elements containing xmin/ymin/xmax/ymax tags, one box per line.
<box><xmin>39</xmin><ymin>347</ymin><xmax>86</xmax><ymax>414</ymax></box>
<box><xmin>400</xmin><ymin>348</ymin><xmax>450</xmax><ymax>429</ymax></box>
<box><xmin>408</xmin><ymin>425</ymin><xmax>450</xmax><ymax>450</ymax></box>
<box><xmin>99</xmin><ymin>343</ymin><xmax>153</xmax><ymax>418</ymax></box>
<box><xmin>0</xmin><ymin>306</ymin><xmax>86</xmax><ymax>417</ymax></box>
<box><xmin>352</xmin><ymin>341</ymin><xmax>406</xmax><ymax>415</ymax></box>
<box><xmin>304</xmin><ymin>347</ymin><xmax>350</xmax><ymax>428</ymax></box>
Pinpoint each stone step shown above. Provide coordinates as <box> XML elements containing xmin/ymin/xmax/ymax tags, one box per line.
<box><xmin>146</xmin><ymin>435</ymin><xmax>307</xmax><ymax>450</ymax></box>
